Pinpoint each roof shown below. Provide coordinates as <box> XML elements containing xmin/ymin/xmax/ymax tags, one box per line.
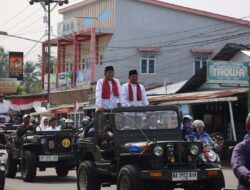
<box><xmin>149</xmin><ymin>88</ymin><xmax>248</xmax><ymax>105</ymax></box>
<box><xmin>59</xmin><ymin>0</ymin><xmax>250</xmax><ymax>26</ymax></box>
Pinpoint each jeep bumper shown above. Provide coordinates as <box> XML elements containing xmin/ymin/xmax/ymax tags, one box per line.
<box><xmin>141</xmin><ymin>168</ymin><xmax>223</xmax><ymax>182</ymax></box>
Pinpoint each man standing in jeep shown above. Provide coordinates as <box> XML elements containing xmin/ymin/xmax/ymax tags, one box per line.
<box><xmin>15</xmin><ymin>114</ymin><xmax>35</xmax><ymax>143</ymax></box>
<box><xmin>121</xmin><ymin>69</ymin><xmax>148</xmax><ymax>107</ymax></box>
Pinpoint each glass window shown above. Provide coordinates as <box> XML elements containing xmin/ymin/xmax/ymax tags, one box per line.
<box><xmin>140</xmin><ymin>53</ymin><xmax>156</xmax><ymax>74</ymax></box>
<box><xmin>194</xmin><ymin>54</ymin><xmax>209</xmax><ymax>74</ymax></box>
<box><xmin>114</xmin><ymin>110</ymin><xmax>178</xmax><ymax>131</ymax></box>
<box><xmin>141</xmin><ymin>59</ymin><xmax>147</xmax><ymax>73</ymax></box>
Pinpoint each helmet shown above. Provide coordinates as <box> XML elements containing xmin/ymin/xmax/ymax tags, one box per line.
<box><xmin>192</xmin><ymin>120</ymin><xmax>205</xmax><ymax>128</ymax></box>
<box><xmin>183</xmin><ymin>115</ymin><xmax>193</xmax><ymax>122</ymax></box>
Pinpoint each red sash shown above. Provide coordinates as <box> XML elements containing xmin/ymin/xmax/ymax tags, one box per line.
<box><xmin>102</xmin><ymin>79</ymin><xmax>119</xmax><ymax>99</ymax></box>
<box><xmin>128</xmin><ymin>83</ymin><xmax>142</xmax><ymax>101</ymax></box>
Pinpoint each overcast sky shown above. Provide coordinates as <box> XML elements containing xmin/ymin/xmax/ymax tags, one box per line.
<box><xmin>0</xmin><ymin>0</ymin><xmax>249</xmax><ymax>62</ymax></box>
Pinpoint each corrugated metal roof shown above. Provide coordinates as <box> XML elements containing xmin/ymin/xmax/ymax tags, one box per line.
<box><xmin>149</xmin><ymin>88</ymin><xmax>248</xmax><ymax>104</ymax></box>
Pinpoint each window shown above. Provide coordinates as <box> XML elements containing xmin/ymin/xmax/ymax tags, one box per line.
<box><xmin>140</xmin><ymin>53</ymin><xmax>156</xmax><ymax>74</ymax></box>
<box><xmin>194</xmin><ymin>54</ymin><xmax>209</xmax><ymax>74</ymax></box>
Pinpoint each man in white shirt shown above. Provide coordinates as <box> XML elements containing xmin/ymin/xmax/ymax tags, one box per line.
<box><xmin>121</xmin><ymin>70</ymin><xmax>148</xmax><ymax>107</ymax></box>
<box><xmin>95</xmin><ymin>66</ymin><xmax>123</xmax><ymax>110</ymax></box>
<box><xmin>46</xmin><ymin>117</ymin><xmax>60</xmax><ymax>131</ymax></box>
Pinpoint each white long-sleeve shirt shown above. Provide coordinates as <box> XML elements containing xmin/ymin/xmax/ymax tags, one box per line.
<box><xmin>121</xmin><ymin>82</ymin><xmax>149</xmax><ymax>107</ymax></box>
<box><xmin>95</xmin><ymin>78</ymin><xmax>123</xmax><ymax>109</ymax></box>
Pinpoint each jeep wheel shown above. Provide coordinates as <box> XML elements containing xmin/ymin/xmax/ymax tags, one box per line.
<box><xmin>21</xmin><ymin>151</ymin><xmax>37</xmax><ymax>182</ymax></box>
<box><xmin>56</xmin><ymin>165</ymin><xmax>69</xmax><ymax>177</ymax></box>
<box><xmin>0</xmin><ymin>171</ymin><xmax>5</xmax><ymax>190</ymax></box>
<box><xmin>77</xmin><ymin>161</ymin><xmax>100</xmax><ymax>190</ymax></box>
<box><xmin>6</xmin><ymin>151</ymin><xmax>17</xmax><ymax>178</ymax></box>
<box><xmin>117</xmin><ymin>165</ymin><xmax>144</xmax><ymax>190</ymax></box>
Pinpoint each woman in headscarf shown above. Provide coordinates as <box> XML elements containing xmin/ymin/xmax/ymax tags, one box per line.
<box><xmin>36</xmin><ymin>117</ymin><xmax>49</xmax><ymax>131</ymax></box>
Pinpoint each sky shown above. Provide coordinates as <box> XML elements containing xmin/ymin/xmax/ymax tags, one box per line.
<box><xmin>0</xmin><ymin>0</ymin><xmax>249</xmax><ymax>62</ymax></box>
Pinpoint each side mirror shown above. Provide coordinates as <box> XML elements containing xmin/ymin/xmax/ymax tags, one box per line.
<box><xmin>82</xmin><ymin>116</ymin><xmax>91</xmax><ymax>127</ymax></box>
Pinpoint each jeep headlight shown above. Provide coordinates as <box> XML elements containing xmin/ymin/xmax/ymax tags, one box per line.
<box><xmin>208</xmin><ymin>151</ymin><xmax>217</xmax><ymax>162</ymax></box>
<box><xmin>154</xmin><ymin>146</ymin><xmax>163</xmax><ymax>157</ymax></box>
<box><xmin>40</xmin><ymin>138</ymin><xmax>46</xmax><ymax>144</ymax></box>
<box><xmin>190</xmin><ymin>144</ymin><xmax>199</xmax><ymax>156</ymax></box>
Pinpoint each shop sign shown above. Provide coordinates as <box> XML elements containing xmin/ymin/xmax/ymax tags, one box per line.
<box><xmin>0</xmin><ymin>78</ymin><xmax>17</xmax><ymax>94</ymax></box>
<box><xmin>207</xmin><ymin>61</ymin><xmax>249</xmax><ymax>85</ymax></box>
<box><xmin>8</xmin><ymin>52</ymin><xmax>23</xmax><ymax>80</ymax></box>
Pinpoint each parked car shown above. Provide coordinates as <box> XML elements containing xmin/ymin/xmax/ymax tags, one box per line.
<box><xmin>76</xmin><ymin>105</ymin><xmax>225</xmax><ymax>190</ymax></box>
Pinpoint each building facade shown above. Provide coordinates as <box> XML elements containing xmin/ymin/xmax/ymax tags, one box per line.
<box><xmin>41</xmin><ymin>0</ymin><xmax>250</xmax><ymax>89</ymax></box>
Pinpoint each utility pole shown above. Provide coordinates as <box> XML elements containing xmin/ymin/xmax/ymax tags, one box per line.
<box><xmin>29</xmin><ymin>0</ymin><xmax>68</xmax><ymax>109</ymax></box>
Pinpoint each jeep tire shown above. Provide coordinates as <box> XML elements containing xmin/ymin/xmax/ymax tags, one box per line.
<box><xmin>6</xmin><ymin>151</ymin><xmax>17</xmax><ymax>178</ymax></box>
<box><xmin>56</xmin><ymin>164</ymin><xmax>69</xmax><ymax>177</ymax></box>
<box><xmin>77</xmin><ymin>161</ymin><xmax>100</xmax><ymax>190</ymax></box>
<box><xmin>21</xmin><ymin>151</ymin><xmax>37</xmax><ymax>182</ymax></box>
<box><xmin>117</xmin><ymin>165</ymin><xmax>144</xmax><ymax>190</ymax></box>
<box><xmin>0</xmin><ymin>171</ymin><xmax>5</xmax><ymax>190</ymax></box>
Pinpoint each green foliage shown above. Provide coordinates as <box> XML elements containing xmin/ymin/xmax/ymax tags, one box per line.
<box><xmin>0</xmin><ymin>46</ymin><xmax>7</xmax><ymax>77</ymax></box>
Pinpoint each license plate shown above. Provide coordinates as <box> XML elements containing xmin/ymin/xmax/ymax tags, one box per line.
<box><xmin>39</xmin><ymin>155</ymin><xmax>58</xmax><ymax>162</ymax></box>
<box><xmin>172</xmin><ymin>172</ymin><xmax>197</xmax><ymax>181</ymax></box>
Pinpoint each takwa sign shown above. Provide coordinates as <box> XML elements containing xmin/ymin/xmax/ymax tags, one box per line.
<box><xmin>207</xmin><ymin>61</ymin><xmax>249</xmax><ymax>85</ymax></box>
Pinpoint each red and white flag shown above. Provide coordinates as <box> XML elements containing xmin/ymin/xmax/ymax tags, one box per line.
<box><xmin>74</xmin><ymin>99</ymin><xmax>79</xmax><ymax>112</ymax></box>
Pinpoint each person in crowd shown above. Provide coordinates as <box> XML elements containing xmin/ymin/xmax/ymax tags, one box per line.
<box><xmin>15</xmin><ymin>114</ymin><xmax>35</xmax><ymax>143</ymax></box>
<box><xmin>0</xmin><ymin>115</ymin><xmax>6</xmax><ymax>127</ymax></box>
<box><xmin>64</xmin><ymin>119</ymin><xmax>75</xmax><ymax>130</ymax></box>
<box><xmin>36</xmin><ymin>117</ymin><xmax>49</xmax><ymax>131</ymax></box>
<box><xmin>121</xmin><ymin>70</ymin><xmax>148</xmax><ymax>107</ymax></box>
<box><xmin>145</xmin><ymin>113</ymin><xmax>158</xmax><ymax>129</ymax></box>
<box><xmin>231</xmin><ymin>138</ymin><xmax>250</xmax><ymax>190</ymax></box>
<box><xmin>58</xmin><ymin>118</ymin><xmax>66</xmax><ymax>130</ymax></box>
<box><xmin>95</xmin><ymin>66</ymin><xmax>123</xmax><ymax>110</ymax></box>
<box><xmin>181</xmin><ymin>115</ymin><xmax>193</xmax><ymax>139</ymax></box>
<box><xmin>13</xmin><ymin>116</ymin><xmax>22</xmax><ymax>125</ymax></box>
<box><xmin>243</xmin><ymin>113</ymin><xmax>250</xmax><ymax>141</ymax></box>
<box><xmin>46</xmin><ymin>117</ymin><xmax>60</xmax><ymax>131</ymax></box>
<box><xmin>191</xmin><ymin>120</ymin><xmax>217</xmax><ymax>148</ymax></box>
<box><xmin>30</xmin><ymin>116</ymin><xmax>38</xmax><ymax>127</ymax></box>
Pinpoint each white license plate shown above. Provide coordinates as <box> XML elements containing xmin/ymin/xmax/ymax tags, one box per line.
<box><xmin>172</xmin><ymin>172</ymin><xmax>197</xmax><ymax>181</ymax></box>
<box><xmin>39</xmin><ymin>155</ymin><xmax>58</xmax><ymax>162</ymax></box>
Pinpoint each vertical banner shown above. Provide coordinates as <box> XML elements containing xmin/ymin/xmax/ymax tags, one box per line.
<box><xmin>9</xmin><ymin>52</ymin><xmax>24</xmax><ymax>80</ymax></box>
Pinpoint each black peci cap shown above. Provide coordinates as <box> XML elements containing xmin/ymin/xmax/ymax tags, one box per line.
<box><xmin>129</xmin><ymin>70</ymin><xmax>138</xmax><ymax>76</ymax></box>
<box><xmin>105</xmin><ymin>66</ymin><xmax>114</xmax><ymax>72</ymax></box>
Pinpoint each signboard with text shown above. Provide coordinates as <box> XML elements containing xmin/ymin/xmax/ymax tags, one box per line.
<box><xmin>207</xmin><ymin>60</ymin><xmax>249</xmax><ymax>86</ymax></box>
<box><xmin>8</xmin><ymin>52</ymin><xmax>23</xmax><ymax>80</ymax></box>
<box><xmin>0</xmin><ymin>78</ymin><xmax>17</xmax><ymax>94</ymax></box>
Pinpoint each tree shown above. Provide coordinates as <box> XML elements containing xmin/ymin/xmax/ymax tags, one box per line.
<box><xmin>0</xmin><ymin>46</ymin><xmax>7</xmax><ymax>77</ymax></box>
<box><xmin>19</xmin><ymin>61</ymin><xmax>41</xmax><ymax>94</ymax></box>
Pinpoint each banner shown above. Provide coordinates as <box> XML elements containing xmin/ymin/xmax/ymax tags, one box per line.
<box><xmin>58</xmin><ymin>72</ymin><xmax>67</xmax><ymax>87</ymax></box>
<box><xmin>9</xmin><ymin>52</ymin><xmax>23</xmax><ymax>80</ymax></box>
<box><xmin>207</xmin><ymin>60</ymin><xmax>249</xmax><ymax>86</ymax></box>
<box><xmin>0</xmin><ymin>78</ymin><xmax>17</xmax><ymax>94</ymax></box>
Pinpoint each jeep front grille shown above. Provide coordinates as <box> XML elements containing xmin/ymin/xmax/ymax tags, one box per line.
<box><xmin>46</xmin><ymin>136</ymin><xmax>72</xmax><ymax>154</ymax></box>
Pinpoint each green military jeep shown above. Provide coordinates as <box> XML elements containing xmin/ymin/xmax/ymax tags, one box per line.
<box><xmin>6</xmin><ymin>130</ymin><xmax>78</xmax><ymax>182</ymax></box>
<box><xmin>76</xmin><ymin>105</ymin><xmax>225</xmax><ymax>190</ymax></box>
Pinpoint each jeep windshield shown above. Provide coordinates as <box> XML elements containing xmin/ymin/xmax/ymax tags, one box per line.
<box><xmin>114</xmin><ymin>110</ymin><xmax>178</xmax><ymax>131</ymax></box>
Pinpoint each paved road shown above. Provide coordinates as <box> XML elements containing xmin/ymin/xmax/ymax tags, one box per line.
<box><xmin>5</xmin><ymin>168</ymin><xmax>238</xmax><ymax>190</ymax></box>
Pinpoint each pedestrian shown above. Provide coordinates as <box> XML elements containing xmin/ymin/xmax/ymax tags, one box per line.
<box><xmin>95</xmin><ymin>66</ymin><xmax>123</xmax><ymax>110</ymax></box>
<box><xmin>0</xmin><ymin>115</ymin><xmax>6</xmax><ymax>127</ymax></box>
<box><xmin>181</xmin><ymin>115</ymin><xmax>193</xmax><ymax>139</ymax></box>
<box><xmin>243</xmin><ymin>113</ymin><xmax>250</xmax><ymax>141</ymax></box>
<box><xmin>36</xmin><ymin>117</ymin><xmax>49</xmax><ymax>131</ymax></box>
<box><xmin>15</xmin><ymin>114</ymin><xmax>35</xmax><ymax>143</ymax></box>
<box><xmin>231</xmin><ymin>139</ymin><xmax>250</xmax><ymax>190</ymax></box>
<box><xmin>46</xmin><ymin>117</ymin><xmax>60</xmax><ymax>131</ymax></box>
<box><xmin>191</xmin><ymin>120</ymin><xmax>217</xmax><ymax>148</ymax></box>
<box><xmin>121</xmin><ymin>69</ymin><xmax>148</xmax><ymax>107</ymax></box>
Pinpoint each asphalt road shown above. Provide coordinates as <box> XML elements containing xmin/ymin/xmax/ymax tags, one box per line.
<box><xmin>5</xmin><ymin>168</ymin><xmax>238</xmax><ymax>190</ymax></box>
